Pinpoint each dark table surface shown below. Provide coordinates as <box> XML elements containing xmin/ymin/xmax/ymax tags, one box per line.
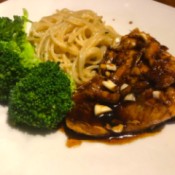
<box><xmin>155</xmin><ymin>0</ymin><xmax>175</xmax><ymax>7</ymax></box>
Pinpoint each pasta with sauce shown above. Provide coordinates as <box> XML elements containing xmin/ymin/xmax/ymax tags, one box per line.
<box><xmin>28</xmin><ymin>9</ymin><xmax>120</xmax><ymax>84</ymax></box>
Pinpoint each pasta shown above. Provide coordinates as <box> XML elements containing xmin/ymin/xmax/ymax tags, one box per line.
<box><xmin>28</xmin><ymin>9</ymin><xmax>120</xmax><ymax>84</ymax></box>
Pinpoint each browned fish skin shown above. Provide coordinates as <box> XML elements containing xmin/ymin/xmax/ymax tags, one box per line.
<box><xmin>65</xmin><ymin>29</ymin><xmax>175</xmax><ymax>138</ymax></box>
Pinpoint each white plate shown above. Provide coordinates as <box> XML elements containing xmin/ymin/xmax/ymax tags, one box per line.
<box><xmin>0</xmin><ymin>0</ymin><xmax>175</xmax><ymax>175</ymax></box>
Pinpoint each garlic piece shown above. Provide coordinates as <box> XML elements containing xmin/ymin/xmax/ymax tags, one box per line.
<box><xmin>106</xmin><ymin>64</ymin><xmax>117</xmax><ymax>71</ymax></box>
<box><xmin>111</xmin><ymin>124</ymin><xmax>124</xmax><ymax>133</ymax></box>
<box><xmin>100</xmin><ymin>63</ymin><xmax>117</xmax><ymax>71</ymax></box>
<box><xmin>94</xmin><ymin>104</ymin><xmax>112</xmax><ymax>116</ymax></box>
<box><xmin>124</xmin><ymin>93</ymin><xmax>136</xmax><ymax>101</ymax></box>
<box><xmin>120</xmin><ymin>83</ymin><xmax>129</xmax><ymax>91</ymax></box>
<box><xmin>153</xmin><ymin>90</ymin><xmax>161</xmax><ymax>99</ymax></box>
<box><xmin>102</xmin><ymin>80</ymin><xmax>116</xmax><ymax>91</ymax></box>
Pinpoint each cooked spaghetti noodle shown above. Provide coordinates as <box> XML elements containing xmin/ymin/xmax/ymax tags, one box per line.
<box><xmin>28</xmin><ymin>9</ymin><xmax>120</xmax><ymax>84</ymax></box>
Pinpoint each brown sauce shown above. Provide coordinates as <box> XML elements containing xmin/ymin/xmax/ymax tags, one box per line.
<box><xmin>65</xmin><ymin>129</ymin><xmax>162</xmax><ymax>148</ymax></box>
<box><xmin>63</xmin><ymin>117</ymin><xmax>175</xmax><ymax>148</ymax></box>
<box><xmin>64</xmin><ymin>29</ymin><xmax>175</xmax><ymax>147</ymax></box>
<box><xmin>63</xmin><ymin>123</ymin><xmax>163</xmax><ymax>148</ymax></box>
<box><xmin>66</xmin><ymin>138</ymin><xmax>82</xmax><ymax>148</ymax></box>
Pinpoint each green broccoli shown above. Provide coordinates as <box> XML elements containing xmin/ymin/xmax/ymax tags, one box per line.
<box><xmin>0</xmin><ymin>15</ymin><xmax>25</xmax><ymax>44</ymax></box>
<box><xmin>8</xmin><ymin>61</ymin><xmax>74</xmax><ymax>130</ymax></box>
<box><xmin>0</xmin><ymin>41</ymin><xmax>29</xmax><ymax>105</ymax></box>
<box><xmin>0</xmin><ymin>9</ymin><xmax>29</xmax><ymax>48</ymax></box>
<box><xmin>0</xmin><ymin>11</ymin><xmax>41</xmax><ymax>105</ymax></box>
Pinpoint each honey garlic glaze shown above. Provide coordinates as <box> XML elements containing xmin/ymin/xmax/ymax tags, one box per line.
<box><xmin>65</xmin><ymin>29</ymin><xmax>175</xmax><ymax>141</ymax></box>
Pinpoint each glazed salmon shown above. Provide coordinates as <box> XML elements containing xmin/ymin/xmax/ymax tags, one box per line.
<box><xmin>65</xmin><ymin>29</ymin><xmax>175</xmax><ymax>138</ymax></box>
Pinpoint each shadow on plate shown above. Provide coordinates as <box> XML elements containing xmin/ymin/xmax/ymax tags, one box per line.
<box><xmin>6</xmin><ymin>116</ymin><xmax>63</xmax><ymax>136</ymax></box>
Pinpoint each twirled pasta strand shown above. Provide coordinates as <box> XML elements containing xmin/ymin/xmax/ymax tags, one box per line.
<box><xmin>28</xmin><ymin>8</ymin><xmax>120</xmax><ymax>85</ymax></box>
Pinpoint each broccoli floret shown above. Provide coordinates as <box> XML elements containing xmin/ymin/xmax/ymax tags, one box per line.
<box><xmin>0</xmin><ymin>41</ymin><xmax>29</xmax><ymax>105</ymax></box>
<box><xmin>8</xmin><ymin>61</ymin><xmax>74</xmax><ymax>130</ymax></box>
<box><xmin>0</xmin><ymin>11</ymin><xmax>41</xmax><ymax>105</ymax></box>
<box><xmin>0</xmin><ymin>15</ymin><xmax>25</xmax><ymax>44</ymax></box>
<box><xmin>0</xmin><ymin>10</ymin><xmax>40</xmax><ymax>68</ymax></box>
<box><xmin>0</xmin><ymin>9</ymin><xmax>29</xmax><ymax>48</ymax></box>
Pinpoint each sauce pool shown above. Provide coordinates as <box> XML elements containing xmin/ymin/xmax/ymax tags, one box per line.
<box><xmin>65</xmin><ymin>127</ymin><xmax>162</xmax><ymax>148</ymax></box>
